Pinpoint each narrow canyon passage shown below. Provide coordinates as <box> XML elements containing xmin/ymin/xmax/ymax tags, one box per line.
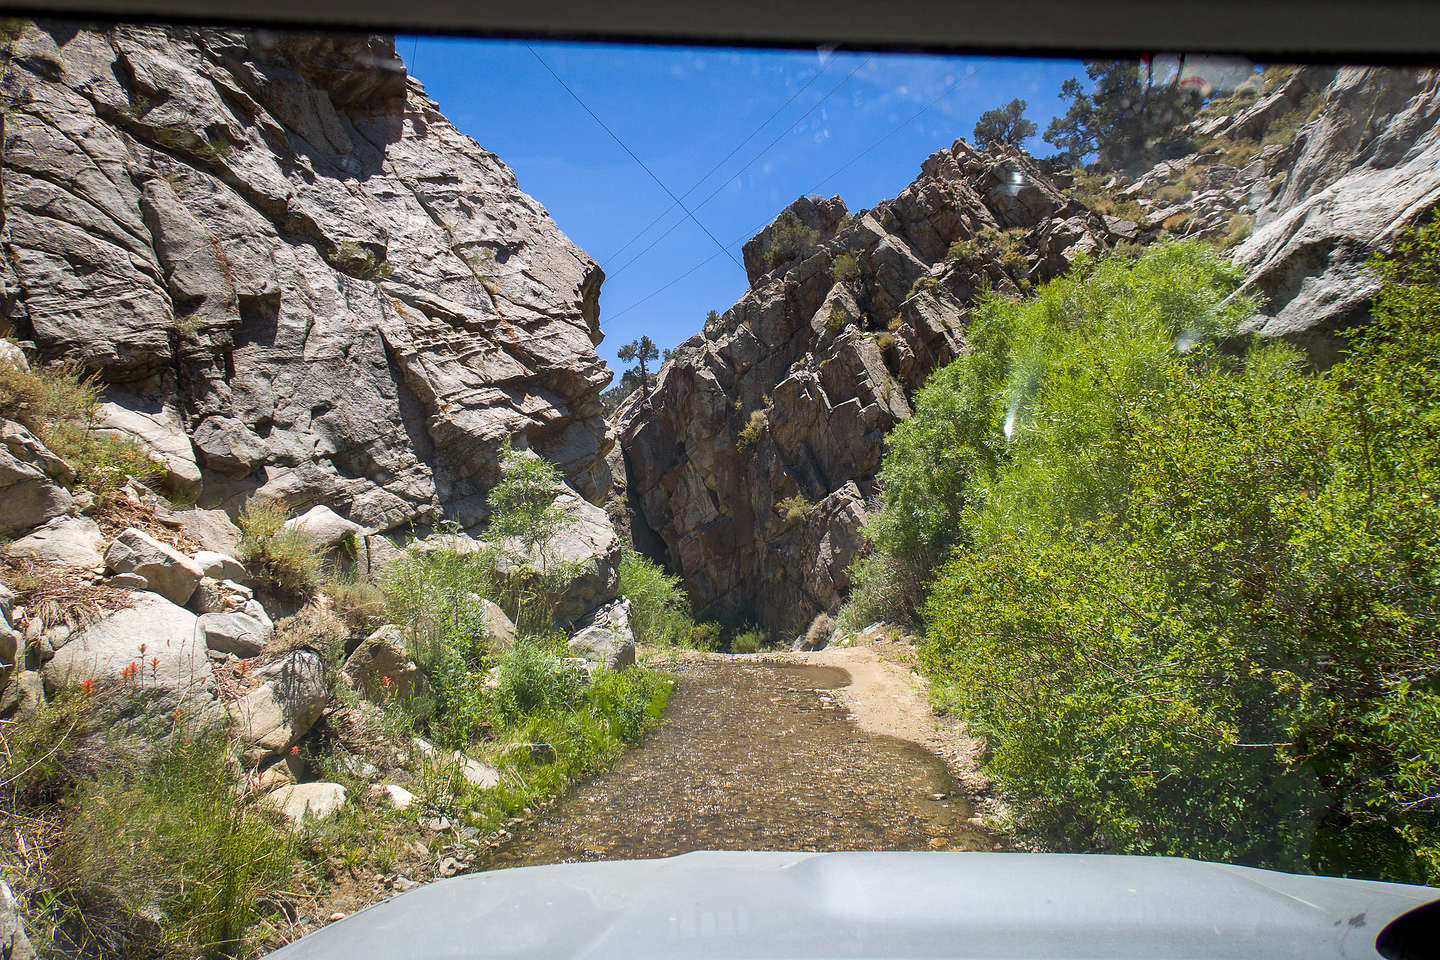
<box><xmin>478</xmin><ymin>660</ymin><xmax>995</xmax><ymax>869</ymax></box>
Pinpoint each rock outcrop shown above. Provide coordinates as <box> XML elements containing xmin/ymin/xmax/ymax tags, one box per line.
<box><xmin>621</xmin><ymin>142</ymin><xmax>1123</xmax><ymax>635</ymax></box>
<box><xmin>2</xmin><ymin>23</ymin><xmax>615</xmax><ymax>539</ymax></box>
<box><xmin>1233</xmin><ymin>67</ymin><xmax>1440</xmax><ymax>363</ymax></box>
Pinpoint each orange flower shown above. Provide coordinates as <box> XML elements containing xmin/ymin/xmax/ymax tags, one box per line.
<box><xmin>81</xmin><ymin>679</ymin><xmax>95</xmax><ymax>696</ymax></box>
<box><xmin>381</xmin><ymin>675</ymin><xmax>393</xmax><ymax>689</ymax></box>
<box><xmin>238</xmin><ymin>659</ymin><xmax>251</xmax><ymax>674</ymax></box>
<box><xmin>289</xmin><ymin>745</ymin><xmax>300</xmax><ymax>756</ymax></box>
<box><xmin>138</xmin><ymin>643</ymin><xmax>146</xmax><ymax>655</ymax></box>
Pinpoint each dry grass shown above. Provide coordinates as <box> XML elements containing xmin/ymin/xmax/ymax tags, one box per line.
<box><xmin>92</xmin><ymin>484</ymin><xmax>201</xmax><ymax>552</ymax></box>
<box><xmin>0</xmin><ymin>557</ymin><xmax>134</xmax><ymax>634</ymax></box>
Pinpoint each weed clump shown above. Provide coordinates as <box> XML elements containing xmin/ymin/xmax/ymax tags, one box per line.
<box><xmin>237</xmin><ymin>497</ymin><xmax>321</xmax><ymax>597</ymax></box>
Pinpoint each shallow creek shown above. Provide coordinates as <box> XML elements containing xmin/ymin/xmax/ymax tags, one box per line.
<box><xmin>478</xmin><ymin>660</ymin><xmax>990</xmax><ymax>869</ymax></box>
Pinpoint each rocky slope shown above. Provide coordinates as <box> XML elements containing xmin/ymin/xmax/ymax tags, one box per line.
<box><xmin>620</xmin><ymin>65</ymin><xmax>1440</xmax><ymax>640</ymax></box>
<box><xmin>2</xmin><ymin>23</ymin><xmax>616</xmax><ymax>536</ymax></box>
<box><xmin>620</xmin><ymin>143</ymin><xmax>1127</xmax><ymax>637</ymax></box>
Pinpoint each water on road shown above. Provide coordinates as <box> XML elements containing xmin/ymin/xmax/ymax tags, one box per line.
<box><xmin>479</xmin><ymin>660</ymin><xmax>992</xmax><ymax>869</ymax></box>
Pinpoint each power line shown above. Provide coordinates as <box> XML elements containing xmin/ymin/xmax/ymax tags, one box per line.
<box><xmin>601</xmin><ymin>57</ymin><xmax>836</xmax><ymax>266</ymax></box>
<box><xmin>808</xmin><ymin>61</ymin><xmax>989</xmax><ymax>193</ymax></box>
<box><xmin>526</xmin><ymin>45</ymin><xmax>744</xmax><ymax>274</ymax></box>
<box><xmin>605</xmin><ymin>60</ymin><xmax>988</xmax><ymax>324</ymax></box>
<box><xmin>607</xmin><ymin>54</ymin><xmax>875</xmax><ymax>281</ymax></box>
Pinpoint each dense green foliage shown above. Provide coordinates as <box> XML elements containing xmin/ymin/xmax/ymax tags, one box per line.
<box><xmin>973</xmin><ymin>98</ymin><xmax>1037</xmax><ymax>148</ymax></box>
<box><xmin>1045</xmin><ymin>61</ymin><xmax>1199</xmax><ymax>169</ymax></box>
<box><xmin>618</xmin><ymin>551</ymin><xmax>722</xmax><ymax>650</ymax></box>
<box><xmin>764</xmin><ymin>210</ymin><xmax>819</xmax><ymax>268</ymax></box>
<box><xmin>849</xmin><ymin>233</ymin><xmax>1440</xmax><ymax>881</ymax></box>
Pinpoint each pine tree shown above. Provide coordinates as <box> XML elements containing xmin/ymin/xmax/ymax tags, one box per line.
<box><xmin>973</xmin><ymin>98</ymin><xmax>1037</xmax><ymax>148</ymax></box>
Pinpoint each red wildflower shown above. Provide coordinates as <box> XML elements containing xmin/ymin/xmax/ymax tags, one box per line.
<box><xmin>238</xmin><ymin>659</ymin><xmax>251</xmax><ymax>674</ymax></box>
<box><xmin>81</xmin><ymin>679</ymin><xmax>95</xmax><ymax>696</ymax></box>
<box><xmin>289</xmin><ymin>745</ymin><xmax>300</xmax><ymax>756</ymax></box>
<box><xmin>138</xmin><ymin>643</ymin><xmax>146</xmax><ymax>655</ymax></box>
<box><xmin>381</xmin><ymin>675</ymin><xmax>393</xmax><ymax>689</ymax></box>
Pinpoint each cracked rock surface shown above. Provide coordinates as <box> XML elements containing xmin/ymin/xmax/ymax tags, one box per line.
<box><xmin>2</xmin><ymin>23</ymin><xmax>615</xmax><ymax>536</ymax></box>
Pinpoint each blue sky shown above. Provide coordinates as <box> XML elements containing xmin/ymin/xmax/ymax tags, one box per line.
<box><xmin>399</xmin><ymin>37</ymin><xmax>1083</xmax><ymax>377</ymax></box>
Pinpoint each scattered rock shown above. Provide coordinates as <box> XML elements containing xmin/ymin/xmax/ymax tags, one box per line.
<box><xmin>190</xmin><ymin>577</ymin><xmax>254</xmax><ymax>614</ymax></box>
<box><xmin>5</xmin><ymin>516</ymin><xmax>106</xmax><ymax>571</ymax></box>
<box><xmin>343</xmin><ymin>626</ymin><xmax>432</xmax><ymax>709</ymax></box>
<box><xmin>1</xmin><ymin>671</ymin><xmax>46</xmax><ymax>717</ymax></box>
<box><xmin>372</xmin><ymin>783</ymin><xmax>415</xmax><ymax>810</ymax></box>
<box><xmin>198</xmin><ymin>610</ymin><xmax>272</xmax><ymax>657</ymax></box>
<box><xmin>191</xmin><ymin>550</ymin><xmax>246</xmax><ymax>582</ymax></box>
<box><xmin>110</xmin><ymin>572</ymin><xmax>150</xmax><ymax>590</ymax></box>
<box><xmin>172</xmin><ymin>508</ymin><xmax>243</xmax><ymax>557</ymax></box>
<box><xmin>229</xmin><ymin>649</ymin><xmax>328</xmax><ymax>764</ymax></box>
<box><xmin>0</xmin><ymin>420</ymin><xmax>74</xmax><ymax>538</ymax></box>
<box><xmin>265</xmin><ymin>782</ymin><xmax>347</xmax><ymax>823</ymax></box>
<box><xmin>104</xmin><ymin>528</ymin><xmax>204</xmax><ymax>605</ymax></box>
<box><xmin>567</xmin><ymin>597</ymin><xmax>636</xmax><ymax>670</ymax></box>
<box><xmin>0</xmin><ymin>879</ymin><xmax>37</xmax><ymax>960</ymax></box>
<box><xmin>479</xmin><ymin>600</ymin><xmax>517</xmax><ymax>648</ymax></box>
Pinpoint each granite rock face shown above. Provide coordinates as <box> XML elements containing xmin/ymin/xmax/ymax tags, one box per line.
<box><xmin>2</xmin><ymin>23</ymin><xmax>615</xmax><ymax>538</ymax></box>
<box><xmin>621</xmin><ymin>142</ymin><xmax>1124</xmax><ymax>635</ymax></box>
<box><xmin>1232</xmin><ymin>67</ymin><xmax>1440</xmax><ymax>363</ymax></box>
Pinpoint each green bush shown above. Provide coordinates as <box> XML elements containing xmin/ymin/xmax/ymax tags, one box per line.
<box><xmin>735</xmin><ymin>409</ymin><xmax>767</xmax><ymax>451</ymax></box>
<box><xmin>0</xmin><ymin>346</ymin><xmax>163</xmax><ymax>503</ymax></box>
<box><xmin>237</xmin><ymin>497</ymin><xmax>321</xmax><ymax>596</ymax></box>
<box><xmin>32</xmin><ymin>718</ymin><xmax>297</xmax><ymax>959</ymax></box>
<box><xmin>832</xmin><ymin>249</ymin><xmax>862</xmax><ymax>282</ymax></box>
<box><xmin>730</xmin><ymin>627</ymin><xmax>767</xmax><ymax>654</ymax></box>
<box><xmin>618</xmin><ymin>550</ymin><xmax>719</xmax><ymax>649</ymax></box>
<box><xmin>776</xmin><ymin>494</ymin><xmax>813</xmax><ymax>524</ymax></box>
<box><xmin>876</xmin><ymin>229</ymin><xmax>1440</xmax><ymax>882</ymax></box>
<box><xmin>764</xmin><ymin>211</ymin><xmax>820</xmax><ymax>268</ymax></box>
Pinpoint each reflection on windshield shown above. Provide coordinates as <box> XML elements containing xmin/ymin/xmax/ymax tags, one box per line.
<box><xmin>0</xmin><ymin>18</ymin><xmax>1436</xmax><ymax>956</ymax></box>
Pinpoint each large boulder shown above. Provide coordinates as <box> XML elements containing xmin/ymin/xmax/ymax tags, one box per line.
<box><xmin>343</xmin><ymin>626</ymin><xmax>432</xmax><ymax>709</ymax></box>
<box><xmin>282</xmin><ymin>505</ymin><xmax>364</xmax><ymax>554</ymax></box>
<box><xmin>228</xmin><ymin>649</ymin><xmax>328</xmax><ymax>765</ymax></box>
<box><xmin>0</xmin><ymin>421</ymin><xmax>74</xmax><ymax>538</ymax></box>
<box><xmin>94</xmin><ymin>397</ymin><xmax>201</xmax><ymax>497</ymax></box>
<box><xmin>104</xmin><ymin>527</ymin><xmax>204</xmax><ymax>605</ymax></box>
<box><xmin>568</xmin><ymin>597</ymin><xmax>637</xmax><ymax>671</ymax></box>
<box><xmin>198</xmin><ymin>610</ymin><xmax>272</xmax><ymax>657</ymax></box>
<box><xmin>542</xmin><ymin>485</ymin><xmax>622</xmax><ymax>623</ymax></box>
<box><xmin>4</xmin><ymin>516</ymin><xmax>106</xmax><ymax>571</ymax></box>
<box><xmin>43</xmin><ymin>592</ymin><xmax>211</xmax><ymax>697</ymax></box>
<box><xmin>264</xmin><ymin>782</ymin><xmax>347</xmax><ymax>824</ymax></box>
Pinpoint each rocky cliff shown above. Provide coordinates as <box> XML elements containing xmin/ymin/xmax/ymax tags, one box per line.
<box><xmin>2</xmin><ymin>23</ymin><xmax>615</xmax><ymax>536</ymax></box>
<box><xmin>620</xmin><ymin>65</ymin><xmax>1440</xmax><ymax>640</ymax></box>
<box><xmin>620</xmin><ymin>143</ymin><xmax>1126</xmax><ymax>637</ymax></box>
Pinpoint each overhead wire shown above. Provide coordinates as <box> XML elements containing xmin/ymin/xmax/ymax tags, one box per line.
<box><xmin>603</xmin><ymin>58</ymin><xmax>992</xmax><ymax>325</ymax></box>
<box><xmin>601</xmin><ymin>56</ymin><xmax>836</xmax><ymax>266</ymax></box>
<box><xmin>526</xmin><ymin>44</ymin><xmax>745</xmax><ymax>273</ymax></box>
<box><xmin>607</xmin><ymin>53</ymin><xmax>875</xmax><ymax>280</ymax></box>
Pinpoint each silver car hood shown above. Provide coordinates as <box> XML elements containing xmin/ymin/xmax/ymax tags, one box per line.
<box><xmin>267</xmin><ymin>851</ymin><xmax>1438</xmax><ymax>959</ymax></box>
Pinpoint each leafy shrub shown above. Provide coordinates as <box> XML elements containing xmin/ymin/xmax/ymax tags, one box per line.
<box><xmin>878</xmin><ymin>228</ymin><xmax>1440</xmax><ymax>882</ymax></box>
<box><xmin>1154</xmin><ymin>182</ymin><xmax>1191</xmax><ymax>204</ymax></box>
<box><xmin>618</xmin><ymin>550</ymin><xmax>719</xmax><ymax>649</ymax></box>
<box><xmin>825</xmin><ymin>305</ymin><xmax>854</xmax><ymax>333</ymax></box>
<box><xmin>832</xmin><ymin>249</ymin><xmax>862</xmax><ymax>282</ymax></box>
<box><xmin>776</xmin><ymin>494</ymin><xmax>813</xmax><ymax>524</ymax></box>
<box><xmin>730</xmin><ymin>627</ymin><xmax>767</xmax><ymax>654</ymax></box>
<box><xmin>1221</xmin><ymin>213</ymin><xmax>1254</xmax><ymax>248</ymax></box>
<box><xmin>804</xmin><ymin>612</ymin><xmax>834</xmax><ymax>648</ymax></box>
<box><xmin>0</xmin><ymin>345</ymin><xmax>163</xmax><ymax>503</ymax></box>
<box><xmin>487</xmin><ymin>639</ymin><xmax>583</xmax><ymax>728</ymax></box>
<box><xmin>875</xmin><ymin>332</ymin><xmax>897</xmax><ymax>353</ymax></box>
<box><xmin>237</xmin><ymin>497</ymin><xmax>321</xmax><ymax>596</ymax></box>
<box><xmin>735</xmin><ymin>409</ymin><xmax>767</xmax><ymax>451</ymax></box>
<box><xmin>764</xmin><ymin>211</ymin><xmax>820</xmax><ymax>268</ymax></box>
